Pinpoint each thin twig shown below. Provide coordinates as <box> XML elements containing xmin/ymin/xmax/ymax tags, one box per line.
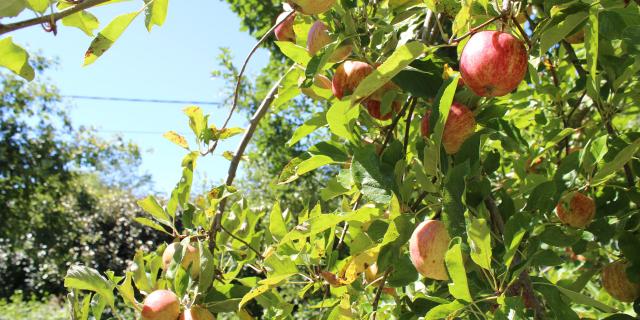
<box><xmin>371</xmin><ymin>267</ymin><xmax>392</xmax><ymax>320</ymax></box>
<box><xmin>561</xmin><ymin>41</ymin><xmax>587</xmax><ymax>79</ymax></box>
<box><xmin>204</xmin><ymin>10</ymin><xmax>295</xmax><ymax>156</ymax></box>
<box><xmin>486</xmin><ymin>195</ymin><xmax>544</xmax><ymax>319</ymax></box>
<box><xmin>403</xmin><ymin>98</ymin><xmax>417</xmax><ymax>155</ymax></box>
<box><xmin>220</xmin><ymin>225</ymin><xmax>265</xmax><ymax>261</ymax></box>
<box><xmin>511</xmin><ymin>17</ymin><xmax>532</xmax><ymax>48</ymax></box>
<box><xmin>0</xmin><ymin>0</ymin><xmax>110</xmax><ymax>36</ymax></box>
<box><xmin>208</xmin><ymin>69</ymin><xmax>290</xmax><ymax>253</ymax></box>
<box><xmin>450</xmin><ymin>15</ymin><xmax>503</xmax><ymax>44</ymax></box>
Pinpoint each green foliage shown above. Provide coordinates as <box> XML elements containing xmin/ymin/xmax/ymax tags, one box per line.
<box><xmin>5</xmin><ymin>0</ymin><xmax>640</xmax><ymax>319</ymax></box>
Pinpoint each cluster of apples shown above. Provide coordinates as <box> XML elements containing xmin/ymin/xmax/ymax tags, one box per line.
<box><xmin>272</xmin><ymin>2</ymin><xmax>639</xmax><ymax>305</ymax></box>
<box><xmin>140</xmin><ymin>243</ymin><xmax>214</xmax><ymax>320</ymax></box>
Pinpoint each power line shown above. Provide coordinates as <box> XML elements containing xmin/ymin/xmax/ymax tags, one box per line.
<box><xmin>63</xmin><ymin>95</ymin><xmax>224</xmax><ymax>106</ymax></box>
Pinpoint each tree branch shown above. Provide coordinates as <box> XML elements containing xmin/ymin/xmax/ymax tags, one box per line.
<box><xmin>485</xmin><ymin>195</ymin><xmax>544</xmax><ymax>319</ymax></box>
<box><xmin>0</xmin><ymin>0</ymin><xmax>110</xmax><ymax>36</ymax></box>
<box><xmin>204</xmin><ymin>11</ymin><xmax>295</xmax><ymax>155</ymax></box>
<box><xmin>371</xmin><ymin>267</ymin><xmax>392</xmax><ymax>320</ymax></box>
<box><xmin>208</xmin><ymin>70</ymin><xmax>289</xmax><ymax>252</ymax></box>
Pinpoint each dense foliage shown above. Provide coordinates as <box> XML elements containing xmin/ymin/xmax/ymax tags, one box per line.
<box><xmin>2</xmin><ymin>0</ymin><xmax>640</xmax><ymax>319</ymax></box>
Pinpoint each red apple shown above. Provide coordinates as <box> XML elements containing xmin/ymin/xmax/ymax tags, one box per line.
<box><xmin>307</xmin><ymin>21</ymin><xmax>352</xmax><ymax>62</ymax></box>
<box><xmin>331</xmin><ymin>60</ymin><xmax>374</xmax><ymax>100</ymax></box>
<box><xmin>288</xmin><ymin>0</ymin><xmax>336</xmax><ymax>15</ymax></box>
<box><xmin>162</xmin><ymin>242</ymin><xmax>201</xmax><ymax>278</ymax></box>
<box><xmin>460</xmin><ymin>31</ymin><xmax>528</xmax><ymax>97</ymax></box>
<box><xmin>364</xmin><ymin>99</ymin><xmax>400</xmax><ymax>121</ymax></box>
<box><xmin>420</xmin><ymin>102</ymin><xmax>476</xmax><ymax>154</ymax></box>
<box><xmin>274</xmin><ymin>12</ymin><xmax>296</xmax><ymax>42</ymax></box>
<box><xmin>300</xmin><ymin>74</ymin><xmax>332</xmax><ymax>100</ymax></box>
<box><xmin>555</xmin><ymin>191</ymin><xmax>595</xmax><ymax>229</ymax></box>
<box><xmin>179</xmin><ymin>306</ymin><xmax>215</xmax><ymax>320</ymax></box>
<box><xmin>409</xmin><ymin>219</ymin><xmax>451</xmax><ymax>280</ymax></box>
<box><xmin>602</xmin><ymin>260</ymin><xmax>640</xmax><ymax>302</ymax></box>
<box><xmin>141</xmin><ymin>290</ymin><xmax>180</xmax><ymax>320</ymax></box>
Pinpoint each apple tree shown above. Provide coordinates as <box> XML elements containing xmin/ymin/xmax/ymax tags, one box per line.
<box><xmin>2</xmin><ymin>0</ymin><xmax>640</xmax><ymax>319</ymax></box>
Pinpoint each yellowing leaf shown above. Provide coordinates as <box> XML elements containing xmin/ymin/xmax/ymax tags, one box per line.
<box><xmin>338</xmin><ymin>247</ymin><xmax>379</xmax><ymax>284</ymax></box>
<box><xmin>163</xmin><ymin>131</ymin><xmax>189</xmax><ymax>149</ymax></box>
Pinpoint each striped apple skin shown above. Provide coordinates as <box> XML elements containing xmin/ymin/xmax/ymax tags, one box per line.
<box><xmin>460</xmin><ymin>31</ymin><xmax>527</xmax><ymax>97</ymax></box>
<box><xmin>602</xmin><ymin>260</ymin><xmax>640</xmax><ymax>302</ymax></box>
<box><xmin>409</xmin><ymin>220</ymin><xmax>451</xmax><ymax>280</ymax></box>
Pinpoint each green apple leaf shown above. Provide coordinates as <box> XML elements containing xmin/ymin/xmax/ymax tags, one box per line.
<box><xmin>0</xmin><ymin>37</ymin><xmax>35</xmax><ymax>81</ymax></box>
<box><xmin>84</xmin><ymin>11</ymin><xmax>140</xmax><ymax>66</ymax></box>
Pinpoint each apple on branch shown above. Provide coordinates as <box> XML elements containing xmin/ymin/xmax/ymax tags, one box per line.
<box><xmin>602</xmin><ymin>260</ymin><xmax>640</xmax><ymax>302</ymax></box>
<box><xmin>555</xmin><ymin>191</ymin><xmax>595</xmax><ymax>229</ymax></box>
<box><xmin>141</xmin><ymin>290</ymin><xmax>181</xmax><ymax>320</ymax></box>
<box><xmin>409</xmin><ymin>219</ymin><xmax>451</xmax><ymax>280</ymax></box>
<box><xmin>421</xmin><ymin>101</ymin><xmax>476</xmax><ymax>154</ymax></box>
<box><xmin>162</xmin><ymin>242</ymin><xmax>201</xmax><ymax>278</ymax></box>
<box><xmin>307</xmin><ymin>21</ymin><xmax>352</xmax><ymax>62</ymax></box>
<box><xmin>274</xmin><ymin>12</ymin><xmax>296</xmax><ymax>43</ymax></box>
<box><xmin>460</xmin><ymin>31</ymin><xmax>528</xmax><ymax>97</ymax></box>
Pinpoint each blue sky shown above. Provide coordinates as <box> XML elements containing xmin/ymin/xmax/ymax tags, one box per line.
<box><xmin>11</xmin><ymin>0</ymin><xmax>271</xmax><ymax>194</ymax></box>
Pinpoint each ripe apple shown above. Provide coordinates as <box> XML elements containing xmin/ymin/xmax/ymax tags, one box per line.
<box><xmin>141</xmin><ymin>290</ymin><xmax>180</xmax><ymax>320</ymax></box>
<box><xmin>179</xmin><ymin>306</ymin><xmax>215</xmax><ymax>320</ymax></box>
<box><xmin>555</xmin><ymin>191</ymin><xmax>595</xmax><ymax>229</ymax></box>
<box><xmin>307</xmin><ymin>21</ymin><xmax>352</xmax><ymax>62</ymax></box>
<box><xmin>420</xmin><ymin>102</ymin><xmax>476</xmax><ymax>154</ymax></box>
<box><xmin>331</xmin><ymin>60</ymin><xmax>374</xmax><ymax>100</ymax></box>
<box><xmin>300</xmin><ymin>74</ymin><xmax>332</xmax><ymax>100</ymax></box>
<box><xmin>409</xmin><ymin>219</ymin><xmax>451</xmax><ymax>280</ymax></box>
<box><xmin>459</xmin><ymin>31</ymin><xmax>528</xmax><ymax>97</ymax></box>
<box><xmin>162</xmin><ymin>242</ymin><xmax>201</xmax><ymax>278</ymax></box>
<box><xmin>274</xmin><ymin>12</ymin><xmax>296</xmax><ymax>42</ymax></box>
<box><xmin>364</xmin><ymin>99</ymin><xmax>400</xmax><ymax>121</ymax></box>
<box><xmin>288</xmin><ymin>0</ymin><xmax>336</xmax><ymax>15</ymax></box>
<box><xmin>602</xmin><ymin>260</ymin><xmax>640</xmax><ymax>302</ymax></box>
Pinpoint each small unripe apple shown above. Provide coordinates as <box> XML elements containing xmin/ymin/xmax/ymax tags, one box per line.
<box><xmin>602</xmin><ymin>260</ymin><xmax>640</xmax><ymax>302</ymax></box>
<box><xmin>409</xmin><ymin>219</ymin><xmax>451</xmax><ymax>280</ymax></box>
<box><xmin>555</xmin><ymin>191</ymin><xmax>595</xmax><ymax>229</ymax></box>
<box><xmin>331</xmin><ymin>61</ymin><xmax>374</xmax><ymax>100</ymax></box>
<box><xmin>460</xmin><ymin>31</ymin><xmax>528</xmax><ymax>97</ymax></box>
<box><xmin>162</xmin><ymin>242</ymin><xmax>201</xmax><ymax>278</ymax></box>
<box><xmin>364</xmin><ymin>99</ymin><xmax>400</xmax><ymax>121</ymax></box>
<box><xmin>179</xmin><ymin>306</ymin><xmax>215</xmax><ymax>320</ymax></box>
<box><xmin>274</xmin><ymin>12</ymin><xmax>296</xmax><ymax>42</ymax></box>
<box><xmin>300</xmin><ymin>74</ymin><xmax>332</xmax><ymax>100</ymax></box>
<box><xmin>307</xmin><ymin>21</ymin><xmax>352</xmax><ymax>62</ymax></box>
<box><xmin>141</xmin><ymin>290</ymin><xmax>180</xmax><ymax>320</ymax></box>
<box><xmin>288</xmin><ymin>0</ymin><xmax>336</xmax><ymax>15</ymax></box>
<box><xmin>420</xmin><ymin>102</ymin><xmax>476</xmax><ymax>154</ymax></box>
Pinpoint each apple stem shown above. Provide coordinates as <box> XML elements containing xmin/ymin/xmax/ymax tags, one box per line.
<box><xmin>450</xmin><ymin>14</ymin><xmax>503</xmax><ymax>44</ymax></box>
